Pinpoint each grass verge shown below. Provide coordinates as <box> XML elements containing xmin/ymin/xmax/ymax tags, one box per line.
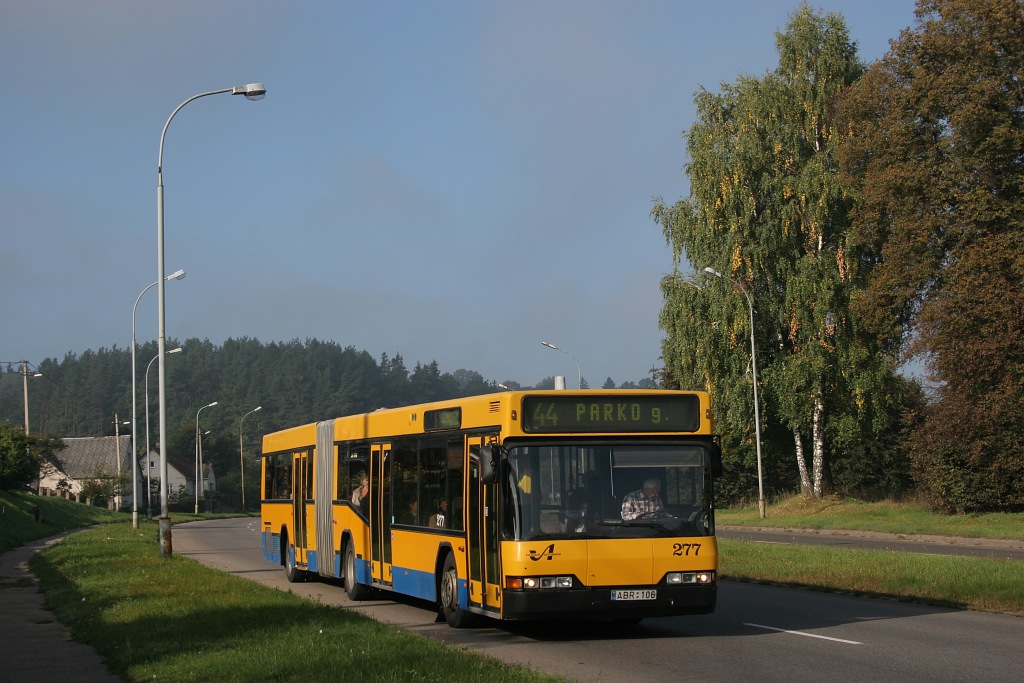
<box><xmin>716</xmin><ymin>495</ymin><xmax>1024</xmax><ymax>541</ymax></box>
<box><xmin>719</xmin><ymin>538</ymin><xmax>1024</xmax><ymax>615</ymax></box>
<box><xmin>0</xmin><ymin>490</ymin><xmax>251</xmax><ymax>553</ymax></box>
<box><xmin>31</xmin><ymin>522</ymin><xmax>563</xmax><ymax>683</ymax></box>
<box><xmin>1</xmin><ymin>490</ymin><xmax>129</xmax><ymax>552</ymax></box>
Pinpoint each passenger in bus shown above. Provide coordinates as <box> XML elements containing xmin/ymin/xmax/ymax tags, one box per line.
<box><xmin>399</xmin><ymin>499</ymin><xmax>418</xmax><ymax>525</ymax></box>
<box><xmin>277</xmin><ymin>474</ymin><xmax>291</xmax><ymax>499</ymax></box>
<box><xmin>428</xmin><ymin>496</ymin><xmax>448</xmax><ymax>528</ymax></box>
<box><xmin>620</xmin><ymin>477</ymin><xmax>663</xmax><ymax>520</ymax></box>
<box><xmin>351</xmin><ymin>473</ymin><xmax>369</xmax><ymax>509</ymax></box>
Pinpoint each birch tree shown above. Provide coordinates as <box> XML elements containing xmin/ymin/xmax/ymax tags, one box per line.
<box><xmin>653</xmin><ymin>4</ymin><xmax>902</xmax><ymax>500</ymax></box>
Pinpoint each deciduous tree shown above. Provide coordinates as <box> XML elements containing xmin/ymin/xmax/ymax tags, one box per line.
<box><xmin>840</xmin><ymin>0</ymin><xmax>1024</xmax><ymax>511</ymax></box>
<box><xmin>653</xmin><ymin>4</ymin><xmax>907</xmax><ymax>502</ymax></box>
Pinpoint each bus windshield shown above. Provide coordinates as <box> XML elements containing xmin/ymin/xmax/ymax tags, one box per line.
<box><xmin>501</xmin><ymin>442</ymin><xmax>714</xmax><ymax>541</ymax></box>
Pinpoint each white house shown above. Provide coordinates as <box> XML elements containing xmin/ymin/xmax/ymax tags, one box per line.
<box><xmin>40</xmin><ymin>435</ymin><xmax>137</xmax><ymax>509</ymax></box>
<box><xmin>40</xmin><ymin>439</ymin><xmax>212</xmax><ymax>511</ymax></box>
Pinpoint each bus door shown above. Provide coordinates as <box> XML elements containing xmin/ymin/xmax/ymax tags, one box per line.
<box><xmin>369</xmin><ymin>442</ymin><xmax>393</xmax><ymax>586</ymax></box>
<box><xmin>467</xmin><ymin>437</ymin><xmax>501</xmax><ymax>615</ymax></box>
<box><xmin>292</xmin><ymin>449</ymin><xmax>309</xmax><ymax>567</ymax></box>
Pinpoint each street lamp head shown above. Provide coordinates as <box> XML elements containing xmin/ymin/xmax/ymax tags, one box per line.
<box><xmin>254</xmin><ymin>406</ymin><xmax>263</xmax><ymax>412</ymax></box>
<box><xmin>541</xmin><ymin>341</ymin><xmax>557</xmax><ymax>350</ymax></box>
<box><xmin>232</xmin><ymin>83</ymin><xmax>266</xmax><ymax>101</ymax></box>
<box><xmin>167</xmin><ymin>347</ymin><xmax>183</xmax><ymax>355</ymax></box>
<box><xmin>166</xmin><ymin>269</ymin><xmax>186</xmax><ymax>281</ymax></box>
<box><xmin>703</xmin><ymin>267</ymin><xmax>723</xmax><ymax>278</ymax></box>
<box><xmin>206</xmin><ymin>401</ymin><xmax>218</xmax><ymax>409</ymax></box>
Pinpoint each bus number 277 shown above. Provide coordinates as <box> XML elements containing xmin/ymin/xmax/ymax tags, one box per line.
<box><xmin>673</xmin><ymin>543</ymin><xmax>701</xmax><ymax>556</ymax></box>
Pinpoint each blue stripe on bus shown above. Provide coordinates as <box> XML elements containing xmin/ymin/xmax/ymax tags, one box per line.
<box><xmin>392</xmin><ymin>565</ymin><xmax>437</xmax><ymax>602</ymax></box>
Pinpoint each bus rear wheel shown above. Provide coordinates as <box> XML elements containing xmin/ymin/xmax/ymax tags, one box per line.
<box><xmin>439</xmin><ymin>553</ymin><xmax>474</xmax><ymax>628</ymax></box>
<box><xmin>343</xmin><ymin>542</ymin><xmax>370</xmax><ymax>600</ymax></box>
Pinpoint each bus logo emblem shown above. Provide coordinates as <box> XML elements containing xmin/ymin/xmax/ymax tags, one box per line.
<box><xmin>529</xmin><ymin>544</ymin><xmax>559</xmax><ymax>561</ymax></box>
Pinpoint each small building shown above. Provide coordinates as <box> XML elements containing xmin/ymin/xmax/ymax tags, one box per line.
<box><xmin>163</xmin><ymin>450</ymin><xmax>216</xmax><ymax>501</ymax></box>
<box><xmin>139</xmin><ymin>446</ymin><xmax>193</xmax><ymax>509</ymax></box>
<box><xmin>39</xmin><ymin>435</ymin><xmax>137</xmax><ymax>509</ymax></box>
<box><xmin>41</xmin><ymin>438</ymin><xmax>216</xmax><ymax>511</ymax></box>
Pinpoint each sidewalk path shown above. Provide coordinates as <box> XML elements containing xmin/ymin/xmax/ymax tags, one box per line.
<box><xmin>0</xmin><ymin>533</ymin><xmax>124</xmax><ymax>683</ymax></box>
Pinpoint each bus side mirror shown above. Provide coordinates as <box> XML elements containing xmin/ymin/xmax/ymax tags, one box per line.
<box><xmin>710</xmin><ymin>442</ymin><xmax>723</xmax><ymax>478</ymax></box>
<box><xmin>479</xmin><ymin>445</ymin><xmax>498</xmax><ymax>484</ymax></box>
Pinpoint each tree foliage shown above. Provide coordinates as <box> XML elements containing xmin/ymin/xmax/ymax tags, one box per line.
<box><xmin>839</xmin><ymin>0</ymin><xmax>1024</xmax><ymax>512</ymax></box>
<box><xmin>653</xmin><ymin>4</ymin><xmax>911</xmax><ymax>504</ymax></box>
<box><xmin>0</xmin><ymin>424</ymin><xmax>34</xmax><ymax>491</ymax></box>
<box><xmin>0</xmin><ymin>423</ymin><xmax>64</xmax><ymax>491</ymax></box>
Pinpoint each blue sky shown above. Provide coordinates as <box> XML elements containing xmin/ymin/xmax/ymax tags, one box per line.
<box><xmin>2</xmin><ymin>1</ymin><xmax>918</xmax><ymax>388</ymax></box>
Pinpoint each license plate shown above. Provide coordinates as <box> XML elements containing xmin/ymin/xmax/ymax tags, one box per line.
<box><xmin>611</xmin><ymin>589</ymin><xmax>657</xmax><ymax>601</ymax></box>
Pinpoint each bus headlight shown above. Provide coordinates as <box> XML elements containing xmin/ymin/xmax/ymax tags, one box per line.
<box><xmin>665</xmin><ymin>571</ymin><xmax>715</xmax><ymax>584</ymax></box>
<box><xmin>507</xmin><ymin>576</ymin><xmax>574</xmax><ymax>590</ymax></box>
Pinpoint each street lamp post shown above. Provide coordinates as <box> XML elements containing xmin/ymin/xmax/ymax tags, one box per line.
<box><xmin>704</xmin><ymin>267</ymin><xmax>765</xmax><ymax>518</ymax></box>
<box><xmin>239</xmin><ymin>405</ymin><xmax>262</xmax><ymax>512</ymax></box>
<box><xmin>145</xmin><ymin>347</ymin><xmax>180</xmax><ymax>518</ymax></box>
<box><xmin>20</xmin><ymin>360</ymin><xmax>42</xmax><ymax>435</ymax></box>
<box><xmin>113</xmin><ymin>416</ymin><xmax>129</xmax><ymax>511</ymax></box>
<box><xmin>541</xmin><ymin>341</ymin><xmax>583</xmax><ymax>389</ymax></box>
<box><xmin>21</xmin><ymin>361</ymin><xmax>43</xmax><ymax>494</ymax></box>
<box><xmin>156</xmin><ymin>82</ymin><xmax>265</xmax><ymax>557</ymax></box>
<box><xmin>195</xmin><ymin>401</ymin><xmax>218</xmax><ymax>514</ymax></box>
<box><xmin>131</xmin><ymin>269</ymin><xmax>185</xmax><ymax>529</ymax></box>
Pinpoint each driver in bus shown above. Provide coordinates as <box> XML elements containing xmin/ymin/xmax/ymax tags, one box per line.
<box><xmin>620</xmin><ymin>477</ymin><xmax>663</xmax><ymax>520</ymax></box>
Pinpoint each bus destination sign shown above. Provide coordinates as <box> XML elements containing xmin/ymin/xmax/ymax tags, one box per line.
<box><xmin>521</xmin><ymin>394</ymin><xmax>701</xmax><ymax>433</ymax></box>
<box><xmin>424</xmin><ymin>407</ymin><xmax>462</xmax><ymax>431</ymax></box>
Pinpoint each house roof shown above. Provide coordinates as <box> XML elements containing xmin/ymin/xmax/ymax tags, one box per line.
<box><xmin>165</xmin><ymin>449</ymin><xmax>194</xmax><ymax>479</ymax></box>
<box><xmin>56</xmin><ymin>436</ymin><xmax>134</xmax><ymax>479</ymax></box>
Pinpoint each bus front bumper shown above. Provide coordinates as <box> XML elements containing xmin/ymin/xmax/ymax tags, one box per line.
<box><xmin>501</xmin><ymin>582</ymin><xmax>717</xmax><ymax>621</ymax></box>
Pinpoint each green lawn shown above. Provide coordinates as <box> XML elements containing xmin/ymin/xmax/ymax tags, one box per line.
<box><xmin>30</xmin><ymin>522</ymin><xmax>562</xmax><ymax>683</ymax></box>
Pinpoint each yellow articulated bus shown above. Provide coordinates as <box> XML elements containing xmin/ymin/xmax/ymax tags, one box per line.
<box><xmin>260</xmin><ymin>389</ymin><xmax>722</xmax><ymax>627</ymax></box>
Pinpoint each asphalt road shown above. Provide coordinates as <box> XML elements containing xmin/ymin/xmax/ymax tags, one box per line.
<box><xmin>173</xmin><ymin>518</ymin><xmax>1024</xmax><ymax>682</ymax></box>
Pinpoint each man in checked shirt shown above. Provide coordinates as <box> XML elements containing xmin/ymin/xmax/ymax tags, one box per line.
<box><xmin>620</xmin><ymin>477</ymin><xmax>663</xmax><ymax>520</ymax></box>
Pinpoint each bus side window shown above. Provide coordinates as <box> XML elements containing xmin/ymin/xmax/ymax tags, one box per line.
<box><xmin>266</xmin><ymin>456</ymin><xmax>274</xmax><ymax>499</ymax></box>
<box><xmin>278</xmin><ymin>457</ymin><xmax>292</xmax><ymax>498</ymax></box>
<box><xmin>336</xmin><ymin>444</ymin><xmax>348</xmax><ymax>501</ymax></box>
<box><xmin>446</xmin><ymin>437</ymin><xmax>464</xmax><ymax>531</ymax></box>
<box><xmin>343</xmin><ymin>444</ymin><xmax>370</xmax><ymax>511</ymax></box>
<box><xmin>392</xmin><ymin>441</ymin><xmax>418</xmax><ymax>525</ymax></box>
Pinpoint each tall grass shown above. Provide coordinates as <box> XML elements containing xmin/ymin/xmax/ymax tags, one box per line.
<box><xmin>31</xmin><ymin>523</ymin><xmax>562</xmax><ymax>683</ymax></box>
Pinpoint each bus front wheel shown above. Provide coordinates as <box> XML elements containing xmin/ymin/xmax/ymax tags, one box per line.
<box><xmin>439</xmin><ymin>553</ymin><xmax>474</xmax><ymax>628</ymax></box>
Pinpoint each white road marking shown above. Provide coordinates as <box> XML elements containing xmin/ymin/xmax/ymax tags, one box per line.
<box><xmin>744</xmin><ymin>623</ymin><xmax>863</xmax><ymax>645</ymax></box>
